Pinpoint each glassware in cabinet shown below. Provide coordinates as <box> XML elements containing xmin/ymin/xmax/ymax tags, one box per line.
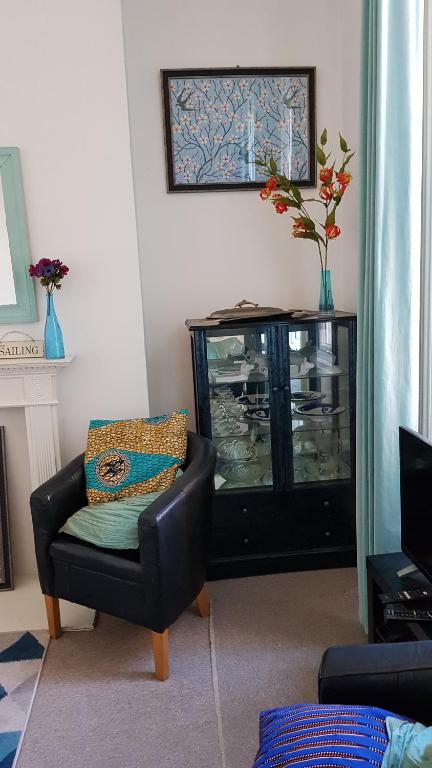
<box><xmin>205</xmin><ymin>326</ymin><xmax>273</xmax><ymax>491</ymax></box>
<box><xmin>288</xmin><ymin>321</ymin><xmax>353</xmax><ymax>486</ymax></box>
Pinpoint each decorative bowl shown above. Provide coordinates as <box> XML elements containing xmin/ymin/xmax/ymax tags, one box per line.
<box><xmin>294</xmin><ymin>403</ymin><xmax>345</xmax><ymax>422</ymax></box>
<box><xmin>290</xmin><ymin>391</ymin><xmax>325</xmax><ymax>403</ymax></box>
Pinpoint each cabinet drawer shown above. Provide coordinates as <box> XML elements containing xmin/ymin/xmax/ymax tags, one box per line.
<box><xmin>212</xmin><ymin>490</ymin><xmax>281</xmax><ymax>531</ymax></box>
<box><xmin>291</xmin><ymin>488</ymin><xmax>355</xmax><ymax>549</ymax></box>
<box><xmin>210</xmin><ymin>487</ymin><xmax>355</xmax><ymax>556</ymax></box>
<box><xmin>210</xmin><ymin>518</ymin><xmax>352</xmax><ymax>559</ymax></box>
<box><xmin>210</xmin><ymin>527</ymin><xmax>261</xmax><ymax>558</ymax></box>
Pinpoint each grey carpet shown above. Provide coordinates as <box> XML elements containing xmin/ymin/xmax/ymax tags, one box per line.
<box><xmin>17</xmin><ymin>568</ymin><xmax>364</xmax><ymax>768</ymax></box>
<box><xmin>210</xmin><ymin>568</ymin><xmax>365</xmax><ymax>768</ymax></box>
<box><xmin>16</xmin><ymin>609</ymin><xmax>221</xmax><ymax>768</ymax></box>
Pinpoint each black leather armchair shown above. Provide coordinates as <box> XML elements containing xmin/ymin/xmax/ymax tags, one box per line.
<box><xmin>318</xmin><ymin>640</ymin><xmax>432</xmax><ymax>725</ymax></box>
<box><xmin>30</xmin><ymin>431</ymin><xmax>216</xmax><ymax>680</ymax></box>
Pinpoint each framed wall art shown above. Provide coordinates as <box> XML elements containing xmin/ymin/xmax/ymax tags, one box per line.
<box><xmin>161</xmin><ymin>67</ymin><xmax>316</xmax><ymax>192</ymax></box>
<box><xmin>0</xmin><ymin>427</ymin><xmax>12</xmax><ymax>591</ymax></box>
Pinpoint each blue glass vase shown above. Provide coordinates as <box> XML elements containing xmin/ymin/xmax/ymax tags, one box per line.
<box><xmin>319</xmin><ymin>268</ymin><xmax>335</xmax><ymax>315</ymax></box>
<box><xmin>44</xmin><ymin>292</ymin><xmax>64</xmax><ymax>359</ymax></box>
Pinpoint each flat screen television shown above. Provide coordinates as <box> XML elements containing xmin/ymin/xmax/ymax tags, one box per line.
<box><xmin>400</xmin><ymin>426</ymin><xmax>432</xmax><ymax>582</ymax></box>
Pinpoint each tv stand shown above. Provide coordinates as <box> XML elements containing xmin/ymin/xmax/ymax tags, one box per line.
<box><xmin>367</xmin><ymin>552</ymin><xmax>432</xmax><ymax>643</ymax></box>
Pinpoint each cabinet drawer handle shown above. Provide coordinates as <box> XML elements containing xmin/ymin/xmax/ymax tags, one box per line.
<box><xmin>283</xmin><ymin>385</ymin><xmax>290</xmax><ymax>392</ymax></box>
<box><xmin>243</xmin><ymin>537</ymin><xmax>249</xmax><ymax>544</ymax></box>
<box><xmin>272</xmin><ymin>386</ymin><xmax>279</xmax><ymax>393</ymax></box>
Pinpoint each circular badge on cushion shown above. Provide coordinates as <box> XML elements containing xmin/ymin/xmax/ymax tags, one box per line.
<box><xmin>95</xmin><ymin>449</ymin><xmax>131</xmax><ymax>488</ymax></box>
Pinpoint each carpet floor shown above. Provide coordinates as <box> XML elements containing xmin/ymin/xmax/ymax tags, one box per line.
<box><xmin>210</xmin><ymin>569</ymin><xmax>365</xmax><ymax>768</ymax></box>
<box><xmin>16</xmin><ymin>568</ymin><xmax>364</xmax><ymax>768</ymax></box>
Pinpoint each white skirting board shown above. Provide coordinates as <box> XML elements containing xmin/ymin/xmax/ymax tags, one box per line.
<box><xmin>0</xmin><ymin>573</ymin><xmax>96</xmax><ymax>632</ymax></box>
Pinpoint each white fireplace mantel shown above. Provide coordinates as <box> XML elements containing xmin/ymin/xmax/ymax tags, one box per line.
<box><xmin>0</xmin><ymin>356</ymin><xmax>73</xmax><ymax>489</ymax></box>
<box><xmin>0</xmin><ymin>354</ymin><xmax>96</xmax><ymax>633</ymax></box>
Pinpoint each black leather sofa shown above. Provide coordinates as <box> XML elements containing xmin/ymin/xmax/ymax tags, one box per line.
<box><xmin>319</xmin><ymin>639</ymin><xmax>432</xmax><ymax>724</ymax></box>
<box><xmin>30</xmin><ymin>431</ymin><xmax>216</xmax><ymax>680</ymax></box>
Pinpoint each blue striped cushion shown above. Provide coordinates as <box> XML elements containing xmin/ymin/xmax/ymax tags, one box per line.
<box><xmin>252</xmin><ymin>703</ymin><xmax>407</xmax><ymax>768</ymax></box>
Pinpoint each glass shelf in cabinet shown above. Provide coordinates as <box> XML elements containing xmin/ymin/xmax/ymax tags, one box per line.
<box><xmin>216</xmin><ymin>480</ymin><xmax>273</xmax><ymax>492</ymax></box>
<box><xmin>212</xmin><ymin>432</ymin><xmax>254</xmax><ymax>440</ymax></box>
<box><xmin>290</xmin><ymin>369</ymin><xmax>348</xmax><ymax>380</ymax></box>
<box><xmin>209</xmin><ymin>377</ymin><xmax>269</xmax><ymax>386</ymax></box>
<box><xmin>293</xmin><ymin>473</ymin><xmax>352</xmax><ymax>487</ymax></box>
<box><xmin>291</xmin><ymin>418</ymin><xmax>351</xmax><ymax>433</ymax></box>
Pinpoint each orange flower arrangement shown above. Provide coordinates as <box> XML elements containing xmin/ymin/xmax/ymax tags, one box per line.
<box><xmin>257</xmin><ymin>129</ymin><xmax>354</xmax><ymax>277</ymax></box>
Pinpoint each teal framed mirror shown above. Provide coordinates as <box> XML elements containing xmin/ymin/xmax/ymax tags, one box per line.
<box><xmin>0</xmin><ymin>148</ymin><xmax>37</xmax><ymax>323</ymax></box>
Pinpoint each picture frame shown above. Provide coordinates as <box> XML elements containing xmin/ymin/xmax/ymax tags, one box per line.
<box><xmin>161</xmin><ymin>67</ymin><xmax>316</xmax><ymax>192</ymax></box>
<box><xmin>0</xmin><ymin>427</ymin><xmax>12</xmax><ymax>591</ymax></box>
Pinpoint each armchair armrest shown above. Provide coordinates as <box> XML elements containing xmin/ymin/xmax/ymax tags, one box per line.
<box><xmin>30</xmin><ymin>453</ymin><xmax>87</xmax><ymax>594</ymax></box>
<box><xmin>138</xmin><ymin>432</ymin><xmax>216</xmax><ymax>633</ymax></box>
<box><xmin>318</xmin><ymin>641</ymin><xmax>432</xmax><ymax>725</ymax></box>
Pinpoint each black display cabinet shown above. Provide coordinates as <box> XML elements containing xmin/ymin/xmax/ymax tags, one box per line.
<box><xmin>186</xmin><ymin>311</ymin><xmax>357</xmax><ymax>579</ymax></box>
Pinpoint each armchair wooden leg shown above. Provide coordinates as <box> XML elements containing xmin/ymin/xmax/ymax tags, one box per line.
<box><xmin>44</xmin><ymin>595</ymin><xmax>62</xmax><ymax>639</ymax></box>
<box><xmin>196</xmin><ymin>585</ymin><xmax>210</xmax><ymax>618</ymax></box>
<box><xmin>152</xmin><ymin>630</ymin><xmax>169</xmax><ymax>681</ymax></box>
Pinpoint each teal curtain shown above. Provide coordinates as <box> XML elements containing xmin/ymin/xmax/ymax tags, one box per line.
<box><xmin>357</xmin><ymin>0</ymin><xmax>423</xmax><ymax>628</ymax></box>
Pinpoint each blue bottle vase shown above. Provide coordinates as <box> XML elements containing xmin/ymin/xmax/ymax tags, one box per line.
<box><xmin>319</xmin><ymin>268</ymin><xmax>335</xmax><ymax>315</ymax></box>
<box><xmin>44</xmin><ymin>292</ymin><xmax>65</xmax><ymax>359</ymax></box>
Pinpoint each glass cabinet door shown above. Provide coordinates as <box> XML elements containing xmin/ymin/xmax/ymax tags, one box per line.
<box><xmin>288</xmin><ymin>321</ymin><xmax>353</xmax><ymax>485</ymax></box>
<box><xmin>204</xmin><ymin>326</ymin><xmax>274</xmax><ymax>491</ymax></box>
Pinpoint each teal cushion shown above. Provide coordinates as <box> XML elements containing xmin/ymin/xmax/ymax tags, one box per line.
<box><xmin>60</xmin><ymin>470</ymin><xmax>183</xmax><ymax>549</ymax></box>
<box><xmin>383</xmin><ymin>717</ymin><xmax>432</xmax><ymax>768</ymax></box>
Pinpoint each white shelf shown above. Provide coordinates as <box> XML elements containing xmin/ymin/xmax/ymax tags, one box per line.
<box><xmin>0</xmin><ymin>355</ymin><xmax>74</xmax><ymax>375</ymax></box>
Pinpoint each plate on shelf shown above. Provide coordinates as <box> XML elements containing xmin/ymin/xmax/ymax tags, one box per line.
<box><xmin>242</xmin><ymin>406</ymin><xmax>270</xmax><ymax>424</ymax></box>
<box><xmin>216</xmin><ymin>364</ymin><xmax>242</xmax><ymax>374</ymax></box>
<box><xmin>292</xmin><ymin>366</ymin><xmax>345</xmax><ymax>378</ymax></box>
<box><xmin>237</xmin><ymin>394</ymin><xmax>269</xmax><ymax>407</ymax></box>
<box><xmin>315</xmin><ymin>365</ymin><xmax>344</xmax><ymax>376</ymax></box>
<box><xmin>210</xmin><ymin>373</ymin><xmax>249</xmax><ymax>384</ymax></box>
<box><xmin>290</xmin><ymin>391</ymin><xmax>325</xmax><ymax>403</ymax></box>
<box><xmin>294</xmin><ymin>403</ymin><xmax>345</xmax><ymax>421</ymax></box>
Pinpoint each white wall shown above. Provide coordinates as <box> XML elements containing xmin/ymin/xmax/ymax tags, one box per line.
<box><xmin>0</xmin><ymin>0</ymin><xmax>149</xmax><ymax>579</ymax></box>
<box><xmin>122</xmin><ymin>0</ymin><xmax>362</xmax><ymax>419</ymax></box>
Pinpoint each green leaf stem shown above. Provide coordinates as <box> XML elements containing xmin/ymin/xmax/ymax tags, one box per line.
<box><xmin>339</xmin><ymin>133</ymin><xmax>349</xmax><ymax>153</ymax></box>
<box><xmin>316</xmin><ymin>145</ymin><xmax>327</xmax><ymax>166</ymax></box>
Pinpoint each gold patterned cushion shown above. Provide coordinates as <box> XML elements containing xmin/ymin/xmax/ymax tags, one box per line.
<box><xmin>84</xmin><ymin>410</ymin><xmax>188</xmax><ymax>504</ymax></box>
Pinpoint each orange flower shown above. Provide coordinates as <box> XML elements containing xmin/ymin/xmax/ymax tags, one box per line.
<box><xmin>275</xmin><ymin>201</ymin><xmax>288</xmax><ymax>214</ymax></box>
<box><xmin>319</xmin><ymin>184</ymin><xmax>334</xmax><ymax>201</ymax></box>
<box><xmin>333</xmin><ymin>184</ymin><xmax>345</xmax><ymax>201</ymax></box>
<box><xmin>260</xmin><ymin>187</ymin><xmax>271</xmax><ymax>200</ymax></box>
<box><xmin>267</xmin><ymin>176</ymin><xmax>278</xmax><ymax>191</ymax></box>
<box><xmin>292</xmin><ymin>218</ymin><xmax>307</xmax><ymax>236</ymax></box>
<box><xmin>319</xmin><ymin>167</ymin><xmax>333</xmax><ymax>184</ymax></box>
<box><xmin>325</xmin><ymin>224</ymin><xmax>341</xmax><ymax>239</ymax></box>
<box><xmin>336</xmin><ymin>171</ymin><xmax>351</xmax><ymax>188</ymax></box>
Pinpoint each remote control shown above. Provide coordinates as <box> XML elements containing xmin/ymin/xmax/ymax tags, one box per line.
<box><xmin>379</xmin><ymin>588</ymin><xmax>432</xmax><ymax>604</ymax></box>
<box><xmin>384</xmin><ymin>606</ymin><xmax>432</xmax><ymax>622</ymax></box>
